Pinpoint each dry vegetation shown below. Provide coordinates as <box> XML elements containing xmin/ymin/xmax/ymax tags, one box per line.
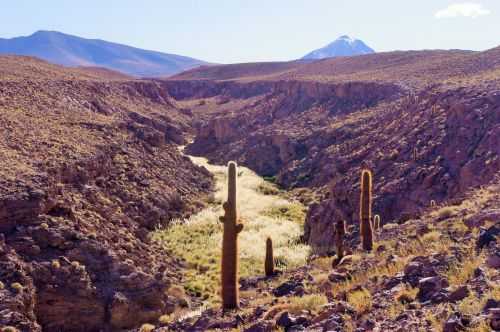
<box><xmin>153</xmin><ymin>153</ymin><xmax>309</xmax><ymax>304</ymax></box>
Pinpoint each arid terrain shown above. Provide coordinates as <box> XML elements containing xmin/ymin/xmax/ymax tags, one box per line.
<box><xmin>0</xmin><ymin>45</ymin><xmax>499</xmax><ymax>332</ymax></box>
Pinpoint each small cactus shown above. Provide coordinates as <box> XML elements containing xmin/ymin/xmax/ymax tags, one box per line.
<box><xmin>413</xmin><ymin>148</ymin><xmax>418</xmax><ymax>161</ymax></box>
<box><xmin>431</xmin><ymin>105</ymin><xmax>438</xmax><ymax>116</ymax></box>
<box><xmin>360</xmin><ymin>169</ymin><xmax>373</xmax><ymax>251</ymax></box>
<box><xmin>219</xmin><ymin>161</ymin><xmax>243</xmax><ymax>309</ymax></box>
<box><xmin>265</xmin><ymin>237</ymin><xmax>274</xmax><ymax>277</ymax></box>
<box><xmin>430</xmin><ymin>200</ymin><xmax>436</xmax><ymax>208</ymax></box>
<box><xmin>374</xmin><ymin>215</ymin><xmax>381</xmax><ymax>231</ymax></box>
<box><xmin>334</xmin><ymin>219</ymin><xmax>346</xmax><ymax>264</ymax></box>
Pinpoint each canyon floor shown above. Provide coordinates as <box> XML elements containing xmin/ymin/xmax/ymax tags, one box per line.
<box><xmin>0</xmin><ymin>47</ymin><xmax>499</xmax><ymax>332</ymax></box>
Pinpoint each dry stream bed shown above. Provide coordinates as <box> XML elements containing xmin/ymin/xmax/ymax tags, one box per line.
<box><xmin>153</xmin><ymin>150</ymin><xmax>310</xmax><ymax>306</ymax></box>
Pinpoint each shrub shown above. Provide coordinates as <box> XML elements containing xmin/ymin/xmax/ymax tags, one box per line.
<box><xmin>258</xmin><ymin>182</ymin><xmax>280</xmax><ymax>196</ymax></box>
<box><xmin>2</xmin><ymin>327</ymin><xmax>19</xmax><ymax>332</ymax></box>
<box><xmin>139</xmin><ymin>324</ymin><xmax>155</xmax><ymax>332</ymax></box>
<box><xmin>158</xmin><ymin>314</ymin><xmax>172</xmax><ymax>324</ymax></box>
<box><xmin>51</xmin><ymin>259</ymin><xmax>61</xmax><ymax>269</ymax></box>
<box><xmin>10</xmin><ymin>282</ymin><xmax>23</xmax><ymax>293</ymax></box>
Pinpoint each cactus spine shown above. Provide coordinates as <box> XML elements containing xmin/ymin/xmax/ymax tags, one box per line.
<box><xmin>374</xmin><ymin>214</ymin><xmax>381</xmax><ymax>231</ymax></box>
<box><xmin>220</xmin><ymin>161</ymin><xmax>243</xmax><ymax>309</ymax></box>
<box><xmin>265</xmin><ymin>237</ymin><xmax>274</xmax><ymax>277</ymax></box>
<box><xmin>334</xmin><ymin>219</ymin><xmax>346</xmax><ymax>262</ymax></box>
<box><xmin>360</xmin><ymin>169</ymin><xmax>373</xmax><ymax>251</ymax></box>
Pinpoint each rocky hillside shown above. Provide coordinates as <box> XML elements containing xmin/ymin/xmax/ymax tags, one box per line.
<box><xmin>162</xmin><ymin>179</ymin><xmax>499</xmax><ymax>331</ymax></box>
<box><xmin>0</xmin><ymin>56</ymin><xmax>213</xmax><ymax>331</ymax></box>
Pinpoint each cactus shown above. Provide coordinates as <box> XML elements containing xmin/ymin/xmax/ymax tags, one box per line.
<box><xmin>360</xmin><ymin>169</ymin><xmax>373</xmax><ymax>251</ymax></box>
<box><xmin>431</xmin><ymin>105</ymin><xmax>438</xmax><ymax>116</ymax></box>
<box><xmin>413</xmin><ymin>147</ymin><xmax>418</xmax><ymax>161</ymax></box>
<box><xmin>334</xmin><ymin>219</ymin><xmax>346</xmax><ymax>263</ymax></box>
<box><xmin>430</xmin><ymin>200</ymin><xmax>436</xmax><ymax>208</ymax></box>
<box><xmin>374</xmin><ymin>214</ymin><xmax>381</xmax><ymax>231</ymax></box>
<box><xmin>265</xmin><ymin>237</ymin><xmax>274</xmax><ymax>277</ymax></box>
<box><xmin>219</xmin><ymin>161</ymin><xmax>243</xmax><ymax>309</ymax></box>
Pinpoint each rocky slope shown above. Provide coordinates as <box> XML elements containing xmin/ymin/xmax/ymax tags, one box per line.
<box><xmin>153</xmin><ymin>176</ymin><xmax>500</xmax><ymax>331</ymax></box>
<box><xmin>0</xmin><ymin>56</ymin><xmax>213</xmax><ymax>331</ymax></box>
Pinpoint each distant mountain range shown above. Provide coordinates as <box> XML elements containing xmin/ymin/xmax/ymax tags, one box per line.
<box><xmin>0</xmin><ymin>30</ymin><xmax>207</xmax><ymax>77</ymax></box>
<box><xmin>302</xmin><ymin>35</ymin><xmax>375</xmax><ymax>60</ymax></box>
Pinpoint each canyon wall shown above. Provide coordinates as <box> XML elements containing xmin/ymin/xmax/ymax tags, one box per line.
<box><xmin>163</xmin><ymin>79</ymin><xmax>499</xmax><ymax>254</ymax></box>
<box><xmin>0</xmin><ymin>71</ymin><xmax>213</xmax><ymax>331</ymax></box>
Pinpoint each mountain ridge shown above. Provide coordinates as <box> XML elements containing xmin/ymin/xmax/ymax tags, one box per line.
<box><xmin>0</xmin><ymin>30</ymin><xmax>208</xmax><ymax>77</ymax></box>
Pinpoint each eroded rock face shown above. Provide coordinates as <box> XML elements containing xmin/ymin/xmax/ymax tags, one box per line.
<box><xmin>303</xmin><ymin>87</ymin><xmax>500</xmax><ymax>253</ymax></box>
<box><xmin>170</xmin><ymin>77</ymin><xmax>499</xmax><ymax>254</ymax></box>
<box><xmin>0</xmin><ymin>235</ymin><xmax>40</xmax><ymax>332</ymax></box>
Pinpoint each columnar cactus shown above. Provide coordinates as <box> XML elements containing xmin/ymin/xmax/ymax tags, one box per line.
<box><xmin>413</xmin><ymin>148</ymin><xmax>418</xmax><ymax>161</ymax></box>
<box><xmin>265</xmin><ymin>237</ymin><xmax>274</xmax><ymax>277</ymax></box>
<box><xmin>219</xmin><ymin>161</ymin><xmax>243</xmax><ymax>309</ymax></box>
<box><xmin>334</xmin><ymin>219</ymin><xmax>346</xmax><ymax>262</ymax></box>
<box><xmin>360</xmin><ymin>169</ymin><xmax>373</xmax><ymax>251</ymax></box>
<box><xmin>374</xmin><ymin>214</ymin><xmax>381</xmax><ymax>231</ymax></box>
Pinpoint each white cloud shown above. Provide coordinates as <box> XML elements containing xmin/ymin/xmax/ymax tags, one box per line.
<box><xmin>435</xmin><ymin>3</ymin><xmax>491</xmax><ymax>18</ymax></box>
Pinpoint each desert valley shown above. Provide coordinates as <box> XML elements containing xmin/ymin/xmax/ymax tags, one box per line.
<box><xmin>0</xmin><ymin>17</ymin><xmax>499</xmax><ymax>332</ymax></box>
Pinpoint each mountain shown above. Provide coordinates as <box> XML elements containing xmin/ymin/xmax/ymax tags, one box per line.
<box><xmin>0</xmin><ymin>30</ymin><xmax>207</xmax><ymax>77</ymax></box>
<box><xmin>302</xmin><ymin>35</ymin><xmax>375</xmax><ymax>60</ymax></box>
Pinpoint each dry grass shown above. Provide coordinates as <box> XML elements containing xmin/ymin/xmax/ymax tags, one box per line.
<box><xmin>153</xmin><ymin>154</ymin><xmax>309</xmax><ymax>304</ymax></box>
<box><xmin>434</xmin><ymin>206</ymin><xmax>459</xmax><ymax>220</ymax></box>
<box><xmin>420</xmin><ymin>230</ymin><xmax>441</xmax><ymax>243</ymax></box>
<box><xmin>424</xmin><ymin>303</ymin><xmax>453</xmax><ymax>332</ymax></box>
<box><xmin>287</xmin><ymin>294</ymin><xmax>328</xmax><ymax>314</ymax></box>
<box><xmin>446</xmin><ymin>253</ymin><xmax>483</xmax><ymax>287</ymax></box>
<box><xmin>347</xmin><ymin>287</ymin><xmax>372</xmax><ymax>315</ymax></box>
<box><xmin>394</xmin><ymin>284</ymin><xmax>419</xmax><ymax>304</ymax></box>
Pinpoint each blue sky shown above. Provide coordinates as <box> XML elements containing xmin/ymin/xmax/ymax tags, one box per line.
<box><xmin>1</xmin><ymin>1</ymin><xmax>499</xmax><ymax>63</ymax></box>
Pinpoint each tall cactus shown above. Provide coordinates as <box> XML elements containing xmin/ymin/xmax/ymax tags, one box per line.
<box><xmin>265</xmin><ymin>237</ymin><xmax>274</xmax><ymax>277</ymax></box>
<box><xmin>374</xmin><ymin>214</ymin><xmax>381</xmax><ymax>231</ymax></box>
<box><xmin>220</xmin><ymin>161</ymin><xmax>243</xmax><ymax>309</ymax></box>
<box><xmin>334</xmin><ymin>219</ymin><xmax>346</xmax><ymax>264</ymax></box>
<box><xmin>360</xmin><ymin>169</ymin><xmax>373</xmax><ymax>251</ymax></box>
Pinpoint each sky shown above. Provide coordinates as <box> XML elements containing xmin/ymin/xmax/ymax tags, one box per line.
<box><xmin>1</xmin><ymin>1</ymin><xmax>499</xmax><ymax>63</ymax></box>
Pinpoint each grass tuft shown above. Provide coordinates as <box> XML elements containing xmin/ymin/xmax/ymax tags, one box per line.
<box><xmin>347</xmin><ymin>287</ymin><xmax>372</xmax><ymax>315</ymax></box>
